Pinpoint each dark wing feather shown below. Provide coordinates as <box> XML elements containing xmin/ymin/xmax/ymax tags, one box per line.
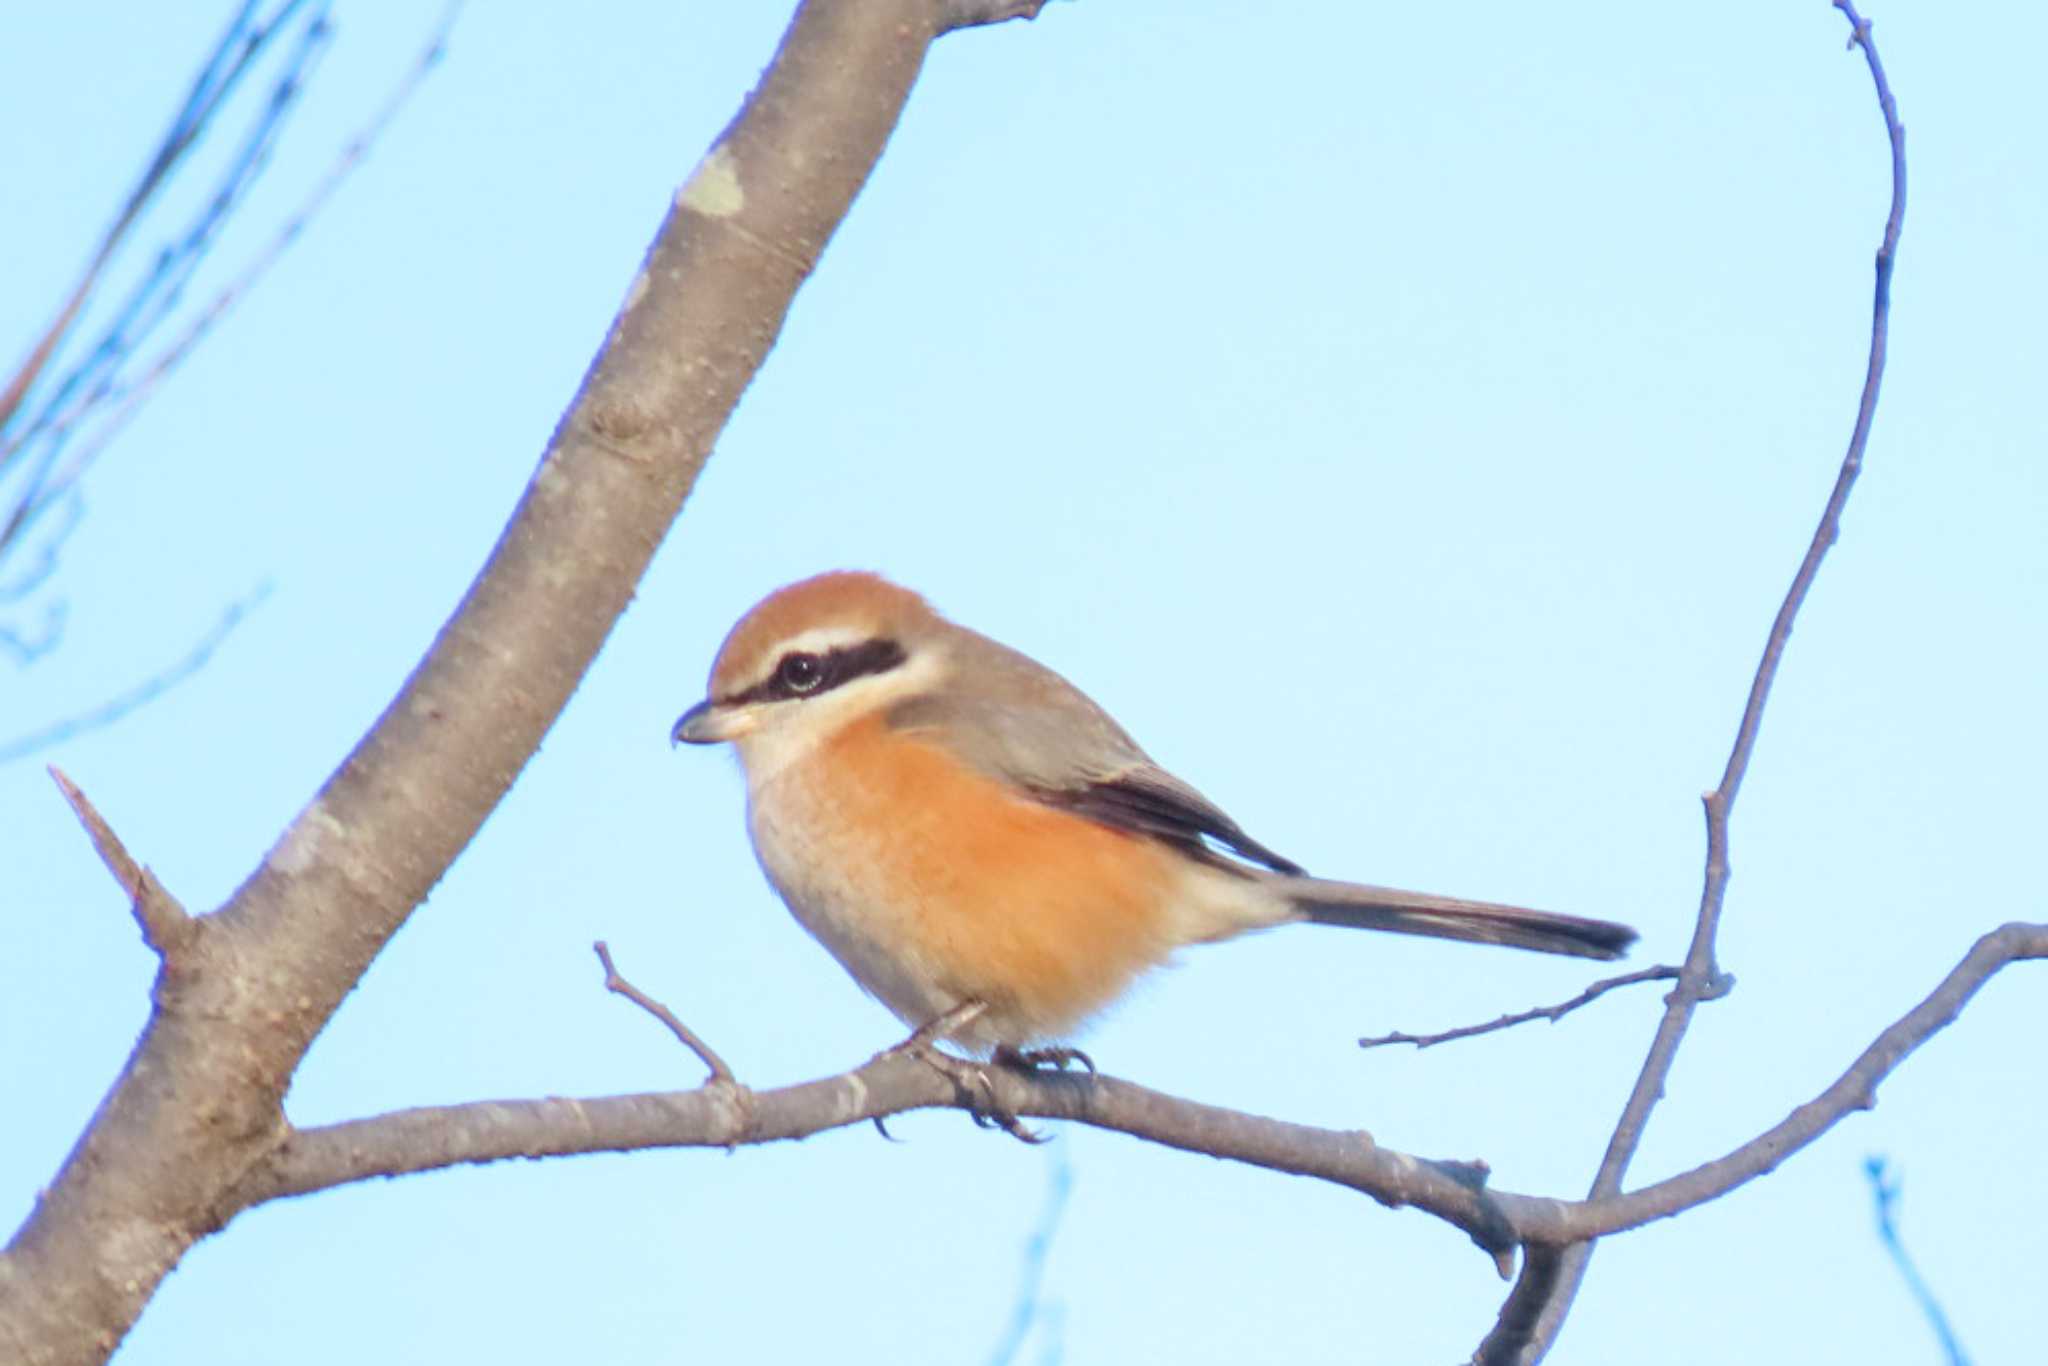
<box><xmin>1030</xmin><ymin>770</ymin><xmax>1307</xmax><ymax>876</ymax></box>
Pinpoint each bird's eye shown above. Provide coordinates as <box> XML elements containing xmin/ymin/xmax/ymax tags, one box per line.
<box><xmin>776</xmin><ymin>651</ymin><xmax>826</xmax><ymax>694</ymax></box>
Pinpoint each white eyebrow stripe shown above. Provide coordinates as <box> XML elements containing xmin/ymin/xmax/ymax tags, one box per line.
<box><xmin>766</xmin><ymin>626</ymin><xmax>882</xmax><ymax>661</ymax></box>
<box><xmin>724</xmin><ymin>626</ymin><xmax>913</xmax><ymax>704</ymax></box>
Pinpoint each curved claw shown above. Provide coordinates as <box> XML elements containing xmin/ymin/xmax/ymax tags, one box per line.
<box><xmin>990</xmin><ymin>1113</ymin><xmax>1051</xmax><ymax>1144</ymax></box>
<box><xmin>877</xmin><ymin>1004</ymin><xmax>1061</xmax><ymax>1142</ymax></box>
<box><xmin>996</xmin><ymin>1044</ymin><xmax>1096</xmax><ymax>1075</ymax></box>
<box><xmin>895</xmin><ymin>1038</ymin><xmax>1048</xmax><ymax>1144</ymax></box>
<box><xmin>966</xmin><ymin>1103</ymin><xmax>1048</xmax><ymax>1143</ymax></box>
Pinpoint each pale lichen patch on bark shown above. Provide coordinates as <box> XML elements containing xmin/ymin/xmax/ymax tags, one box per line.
<box><xmin>676</xmin><ymin>144</ymin><xmax>744</xmax><ymax>218</ymax></box>
<box><xmin>263</xmin><ymin>801</ymin><xmax>348</xmax><ymax>878</ymax></box>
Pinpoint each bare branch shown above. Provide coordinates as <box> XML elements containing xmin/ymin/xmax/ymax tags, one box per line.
<box><xmin>38</xmin><ymin>4</ymin><xmax>468</xmax><ymax>510</ymax></box>
<box><xmin>48</xmin><ymin>767</ymin><xmax>191</xmax><ymax>956</ymax></box>
<box><xmin>229</xmin><ymin>922</ymin><xmax>2047</xmax><ymax>1272</ymax></box>
<box><xmin>1482</xmin><ymin>8</ymin><xmax>1911</xmax><ymax>1360</ymax></box>
<box><xmin>0</xmin><ymin>5</ymin><xmax>1043</xmax><ymax>1361</ymax></box>
<box><xmin>0</xmin><ymin>2</ymin><xmax>336</xmax><ymax>553</ymax></box>
<box><xmin>2</xmin><ymin>5</ymin><xmax>461</xmax><ymax>665</ymax></box>
<box><xmin>0</xmin><ymin>276</ymin><xmax>91</xmax><ymax>443</ymax></box>
<box><xmin>1534</xmin><ymin>922</ymin><xmax>2045</xmax><ymax>1242</ymax></box>
<box><xmin>249</xmin><ymin>1051</ymin><xmax>1526</xmax><ymax>1258</ymax></box>
<box><xmin>0</xmin><ymin>2</ymin><xmax>326</xmax><ymax>442</ymax></box>
<box><xmin>592</xmin><ymin>941</ymin><xmax>736</xmax><ymax>1085</ymax></box>
<box><xmin>4</xmin><ymin>8</ymin><xmax>1983</xmax><ymax>1365</ymax></box>
<box><xmin>1357</xmin><ymin>966</ymin><xmax>1681</xmax><ymax>1051</ymax></box>
<box><xmin>938</xmin><ymin>0</ymin><xmax>1050</xmax><ymax>33</ymax></box>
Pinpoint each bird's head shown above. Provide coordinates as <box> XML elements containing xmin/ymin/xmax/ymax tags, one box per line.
<box><xmin>672</xmin><ymin>571</ymin><xmax>951</xmax><ymax>781</ymax></box>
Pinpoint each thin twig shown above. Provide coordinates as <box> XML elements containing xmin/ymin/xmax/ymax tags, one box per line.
<box><xmin>48</xmin><ymin>766</ymin><xmax>192</xmax><ymax>955</ymax></box>
<box><xmin>1866</xmin><ymin>1157</ymin><xmax>1971</xmax><ymax>1366</ymax></box>
<box><xmin>0</xmin><ymin>2</ymin><xmax>334</xmax><ymax>553</ymax></box>
<box><xmin>0</xmin><ymin>1</ymin><xmax>324</xmax><ymax>445</ymax></box>
<box><xmin>2</xmin><ymin>3</ymin><xmax>461</xmax><ymax>660</ymax></box>
<box><xmin>592</xmin><ymin>941</ymin><xmax>736</xmax><ymax>1085</ymax></box>
<box><xmin>0</xmin><ymin>584</ymin><xmax>270</xmax><ymax>764</ymax></box>
<box><xmin>987</xmin><ymin>1148</ymin><xmax>1074</xmax><ymax>1366</ymax></box>
<box><xmin>1358</xmin><ymin>966</ymin><xmax>1681</xmax><ymax>1050</ymax></box>
<box><xmin>0</xmin><ymin>490</ymin><xmax>81</xmax><ymax>603</ymax></box>
<box><xmin>1479</xmin><ymin>7</ymin><xmax>1909</xmax><ymax>1362</ymax></box>
<box><xmin>41</xmin><ymin>3</ymin><xmax>467</xmax><ymax>507</ymax></box>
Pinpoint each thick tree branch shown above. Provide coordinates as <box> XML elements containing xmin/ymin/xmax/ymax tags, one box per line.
<box><xmin>1477</xmin><ymin>7</ymin><xmax>1911</xmax><ymax>1361</ymax></box>
<box><xmin>227</xmin><ymin>923</ymin><xmax>2044</xmax><ymax>1267</ymax></box>
<box><xmin>0</xmin><ymin>4</ymin><xmax>1021</xmax><ymax>1363</ymax></box>
<box><xmin>5</xmin><ymin>7</ymin><xmax>1983</xmax><ymax>1365</ymax></box>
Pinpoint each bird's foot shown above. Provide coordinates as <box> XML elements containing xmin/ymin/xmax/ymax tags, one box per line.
<box><xmin>994</xmin><ymin>1043</ymin><xmax>1097</xmax><ymax>1075</ymax></box>
<box><xmin>876</xmin><ymin>1002</ymin><xmax>1047</xmax><ymax>1143</ymax></box>
<box><xmin>878</xmin><ymin>999</ymin><xmax>989</xmax><ymax>1060</ymax></box>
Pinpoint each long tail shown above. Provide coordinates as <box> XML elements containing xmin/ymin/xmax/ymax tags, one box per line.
<box><xmin>1279</xmin><ymin>876</ymin><xmax>1636</xmax><ymax>961</ymax></box>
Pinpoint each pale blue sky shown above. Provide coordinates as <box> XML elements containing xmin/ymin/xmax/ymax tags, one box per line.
<box><xmin>5</xmin><ymin>4</ymin><xmax>2044</xmax><ymax>1363</ymax></box>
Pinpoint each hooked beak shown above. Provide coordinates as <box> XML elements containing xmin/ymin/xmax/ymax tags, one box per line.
<box><xmin>671</xmin><ymin>699</ymin><xmax>750</xmax><ymax>745</ymax></box>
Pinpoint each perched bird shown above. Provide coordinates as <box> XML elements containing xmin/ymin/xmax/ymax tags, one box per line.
<box><xmin>673</xmin><ymin>571</ymin><xmax>1635</xmax><ymax>1056</ymax></box>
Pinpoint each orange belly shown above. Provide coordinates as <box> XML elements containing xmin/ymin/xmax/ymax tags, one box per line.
<box><xmin>746</xmin><ymin>714</ymin><xmax>1188</xmax><ymax>1048</ymax></box>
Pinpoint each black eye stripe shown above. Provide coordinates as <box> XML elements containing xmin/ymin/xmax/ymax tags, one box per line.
<box><xmin>720</xmin><ymin>638</ymin><xmax>907</xmax><ymax>706</ymax></box>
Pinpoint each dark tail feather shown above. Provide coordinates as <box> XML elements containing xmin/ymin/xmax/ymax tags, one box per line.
<box><xmin>1281</xmin><ymin>876</ymin><xmax>1636</xmax><ymax>961</ymax></box>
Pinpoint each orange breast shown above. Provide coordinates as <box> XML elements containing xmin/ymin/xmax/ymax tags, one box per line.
<box><xmin>753</xmin><ymin>713</ymin><xmax>1185</xmax><ymax>1046</ymax></box>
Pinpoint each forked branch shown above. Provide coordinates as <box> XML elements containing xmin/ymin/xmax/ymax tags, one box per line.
<box><xmin>1477</xmin><ymin>5</ymin><xmax>1911</xmax><ymax>1360</ymax></box>
<box><xmin>238</xmin><ymin>922</ymin><xmax>2045</xmax><ymax>1260</ymax></box>
<box><xmin>0</xmin><ymin>5</ymin><xmax>1043</xmax><ymax>1364</ymax></box>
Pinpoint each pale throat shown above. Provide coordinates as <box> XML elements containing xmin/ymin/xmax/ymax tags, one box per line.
<box><xmin>732</xmin><ymin>644</ymin><xmax>951</xmax><ymax>795</ymax></box>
